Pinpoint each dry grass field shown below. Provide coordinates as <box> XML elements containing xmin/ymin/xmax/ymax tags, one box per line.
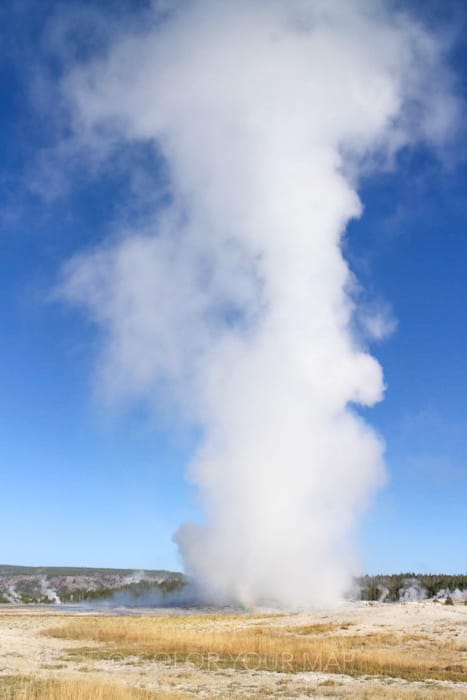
<box><xmin>47</xmin><ymin>612</ymin><xmax>466</xmax><ymax>681</ymax></box>
<box><xmin>0</xmin><ymin>676</ymin><xmax>188</xmax><ymax>700</ymax></box>
<box><xmin>0</xmin><ymin>601</ymin><xmax>466</xmax><ymax>698</ymax></box>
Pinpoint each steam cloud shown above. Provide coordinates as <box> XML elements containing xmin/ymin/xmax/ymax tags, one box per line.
<box><xmin>60</xmin><ymin>0</ymin><xmax>456</xmax><ymax>607</ymax></box>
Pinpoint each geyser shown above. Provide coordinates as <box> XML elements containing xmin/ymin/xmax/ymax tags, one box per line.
<box><xmin>60</xmin><ymin>0</ymin><xmax>456</xmax><ymax>607</ymax></box>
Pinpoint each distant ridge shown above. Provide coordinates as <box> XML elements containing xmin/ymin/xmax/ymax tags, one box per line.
<box><xmin>0</xmin><ymin>566</ymin><xmax>187</xmax><ymax>604</ymax></box>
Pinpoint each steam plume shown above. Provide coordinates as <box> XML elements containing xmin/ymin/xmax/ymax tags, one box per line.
<box><xmin>60</xmin><ymin>0</ymin><xmax>456</xmax><ymax>607</ymax></box>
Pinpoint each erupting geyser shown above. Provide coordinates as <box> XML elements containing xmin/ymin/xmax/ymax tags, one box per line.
<box><xmin>61</xmin><ymin>0</ymin><xmax>456</xmax><ymax>607</ymax></box>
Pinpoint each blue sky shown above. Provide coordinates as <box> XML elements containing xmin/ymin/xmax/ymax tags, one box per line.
<box><xmin>353</xmin><ymin>145</ymin><xmax>467</xmax><ymax>573</ymax></box>
<box><xmin>0</xmin><ymin>0</ymin><xmax>466</xmax><ymax>575</ymax></box>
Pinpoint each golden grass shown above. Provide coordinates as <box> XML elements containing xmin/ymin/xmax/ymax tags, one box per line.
<box><xmin>0</xmin><ymin>676</ymin><xmax>188</xmax><ymax>700</ymax></box>
<box><xmin>289</xmin><ymin>621</ymin><xmax>354</xmax><ymax>634</ymax></box>
<box><xmin>1</xmin><ymin>675</ymin><xmax>466</xmax><ymax>700</ymax></box>
<box><xmin>46</xmin><ymin>614</ymin><xmax>467</xmax><ymax>683</ymax></box>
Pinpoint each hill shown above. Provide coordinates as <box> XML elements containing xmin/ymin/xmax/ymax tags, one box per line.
<box><xmin>0</xmin><ymin>565</ymin><xmax>186</xmax><ymax>604</ymax></box>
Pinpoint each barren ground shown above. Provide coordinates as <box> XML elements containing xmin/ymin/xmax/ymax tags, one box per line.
<box><xmin>0</xmin><ymin>601</ymin><xmax>466</xmax><ymax>698</ymax></box>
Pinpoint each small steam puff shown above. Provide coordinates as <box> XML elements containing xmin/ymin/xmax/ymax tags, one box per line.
<box><xmin>39</xmin><ymin>577</ymin><xmax>61</xmax><ymax>605</ymax></box>
<box><xmin>398</xmin><ymin>579</ymin><xmax>426</xmax><ymax>603</ymax></box>
<box><xmin>5</xmin><ymin>586</ymin><xmax>21</xmax><ymax>604</ymax></box>
<box><xmin>436</xmin><ymin>588</ymin><xmax>467</xmax><ymax>601</ymax></box>
<box><xmin>377</xmin><ymin>585</ymin><xmax>389</xmax><ymax>603</ymax></box>
<box><xmin>60</xmin><ymin>1</ymin><xmax>457</xmax><ymax>607</ymax></box>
